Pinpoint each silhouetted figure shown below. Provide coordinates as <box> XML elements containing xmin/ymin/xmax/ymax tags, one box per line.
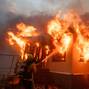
<box><xmin>18</xmin><ymin>54</ymin><xmax>37</xmax><ymax>89</ymax></box>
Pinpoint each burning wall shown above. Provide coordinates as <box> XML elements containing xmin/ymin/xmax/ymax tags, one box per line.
<box><xmin>7</xmin><ymin>11</ymin><xmax>89</xmax><ymax>74</ymax></box>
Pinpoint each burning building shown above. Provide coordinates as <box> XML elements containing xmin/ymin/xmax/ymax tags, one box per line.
<box><xmin>45</xmin><ymin>11</ymin><xmax>89</xmax><ymax>89</ymax></box>
<box><xmin>6</xmin><ymin>11</ymin><xmax>89</xmax><ymax>89</ymax></box>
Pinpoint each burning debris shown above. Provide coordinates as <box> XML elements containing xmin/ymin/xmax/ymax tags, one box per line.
<box><xmin>7</xmin><ymin>11</ymin><xmax>89</xmax><ymax>62</ymax></box>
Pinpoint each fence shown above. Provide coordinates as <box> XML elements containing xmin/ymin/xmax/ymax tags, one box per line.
<box><xmin>0</xmin><ymin>54</ymin><xmax>19</xmax><ymax>79</ymax></box>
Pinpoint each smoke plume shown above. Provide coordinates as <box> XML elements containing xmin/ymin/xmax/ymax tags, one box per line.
<box><xmin>0</xmin><ymin>0</ymin><xmax>89</xmax><ymax>17</ymax></box>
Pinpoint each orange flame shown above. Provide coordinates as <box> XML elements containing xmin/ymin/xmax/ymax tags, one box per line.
<box><xmin>47</xmin><ymin>16</ymin><xmax>72</xmax><ymax>55</ymax></box>
<box><xmin>47</xmin><ymin>11</ymin><xmax>89</xmax><ymax>61</ymax></box>
<box><xmin>7</xmin><ymin>11</ymin><xmax>89</xmax><ymax>62</ymax></box>
<box><xmin>47</xmin><ymin>17</ymin><xmax>65</xmax><ymax>40</ymax></box>
<box><xmin>8</xmin><ymin>32</ymin><xmax>28</xmax><ymax>61</ymax></box>
<box><xmin>7</xmin><ymin>23</ymin><xmax>39</xmax><ymax>61</ymax></box>
<box><xmin>58</xmin><ymin>33</ymin><xmax>72</xmax><ymax>55</ymax></box>
<box><xmin>72</xmin><ymin>16</ymin><xmax>89</xmax><ymax>62</ymax></box>
<box><xmin>16</xmin><ymin>23</ymin><xmax>39</xmax><ymax>37</ymax></box>
<box><xmin>76</xmin><ymin>33</ymin><xmax>89</xmax><ymax>62</ymax></box>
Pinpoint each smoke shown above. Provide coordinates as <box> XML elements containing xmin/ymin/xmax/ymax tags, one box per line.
<box><xmin>0</xmin><ymin>0</ymin><xmax>89</xmax><ymax>17</ymax></box>
<box><xmin>0</xmin><ymin>0</ymin><xmax>89</xmax><ymax>23</ymax></box>
<box><xmin>0</xmin><ymin>0</ymin><xmax>16</xmax><ymax>23</ymax></box>
<box><xmin>10</xmin><ymin>0</ymin><xmax>89</xmax><ymax>15</ymax></box>
<box><xmin>14</xmin><ymin>0</ymin><xmax>72</xmax><ymax>15</ymax></box>
<box><xmin>10</xmin><ymin>0</ymin><xmax>88</xmax><ymax>15</ymax></box>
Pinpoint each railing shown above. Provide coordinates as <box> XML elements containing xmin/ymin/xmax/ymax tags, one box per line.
<box><xmin>0</xmin><ymin>53</ymin><xmax>19</xmax><ymax>78</ymax></box>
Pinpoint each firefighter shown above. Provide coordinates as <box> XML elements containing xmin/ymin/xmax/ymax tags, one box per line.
<box><xmin>19</xmin><ymin>54</ymin><xmax>36</xmax><ymax>89</ymax></box>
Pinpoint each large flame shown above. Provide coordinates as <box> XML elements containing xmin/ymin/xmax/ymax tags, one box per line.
<box><xmin>47</xmin><ymin>15</ymin><xmax>72</xmax><ymax>56</ymax></box>
<box><xmin>7</xmin><ymin>23</ymin><xmax>39</xmax><ymax>61</ymax></box>
<box><xmin>47</xmin><ymin>16</ymin><xmax>66</xmax><ymax>41</ymax></box>
<box><xmin>58</xmin><ymin>33</ymin><xmax>72</xmax><ymax>55</ymax></box>
<box><xmin>47</xmin><ymin>11</ymin><xmax>89</xmax><ymax>62</ymax></box>
<box><xmin>8</xmin><ymin>32</ymin><xmax>28</xmax><ymax>61</ymax></box>
<box><xmin>7</xmin><ymin>11</ymin><xmax>89</xmax><ymax>62</ymax></box>
<box><xmin>7</xmin><ymin>22</ymin><xmax>51</xmax><ymax>62</ymax></box>
<box><xmin>75</xmin><ymin>28</ymin><xmax>89</xmax><ymax>62</ymax></box>
<box><xmin>16</xmin><ymin>23</ymin><xmax>39</xmax><ymax>37</ymax></box>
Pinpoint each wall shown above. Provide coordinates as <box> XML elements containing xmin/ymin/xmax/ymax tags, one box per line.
<box><xmin>72</xmin><ymin>44</ymin><xmax>89</xmax><ymax>75</ymax></box>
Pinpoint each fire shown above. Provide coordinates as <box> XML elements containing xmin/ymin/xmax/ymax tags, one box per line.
<box><xmin>47</xmin><ymin>17</ymin><xmax>66</xmax><ymax>40</ymax></box>
<box><xmin>47</xmin><ymin>16</ymin><xmax>72</xmax><ymax>56</ymax></box>
<box><xmin>7</xmin><ymin>22</ymin><xmax>51</xmax><ymax>62</ymax></box>
<box><xmin>76</xmin><ymin>38</ymin><xmax>89</xmax><ymax>61</ymax></box>
<box><xmin>7</xmin><ymin>11</ymin><xmax>89</xmax><ymax>62</ymax></box>
<box><xmin>76</xmin><ymin>34</ymin><xmax>89</xmax><ymax>62</ymax></box>
<box><xmin>7</xmin><ymin>23</ymin><xmax>39</xmax><ymax>61</ymax></box>
<box><xmin>73</xmin><ymin>19</ymin><xmax>89</xmax><ymax>62</ymax></box>
<box><xmin>8</xmin><ymin>32</ymin><xmax>26</xmax><ymax>48</ymax></box>
<box><xmin>16</xmin><ymin>23</ymin><xmax>39</xmax><ymax>37</ymax></box>
<box><xmin>51</xmin><ymin>33</ymin><xmax>72</xmax><ymax>56</ymax></box>
<box><xmin>8</xmin><ymin>32</ymin><xmax>28</xmax><ymax>61</ymax></box>
<box><xmin>47</xmin><ymin>11</ymin><xmax>89</xmax><ymax>61</ymax></box>
<box><xmin>58</xmin><ymin>33</ymin><xmax>72</xmax><ymax>55</ymax></box>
